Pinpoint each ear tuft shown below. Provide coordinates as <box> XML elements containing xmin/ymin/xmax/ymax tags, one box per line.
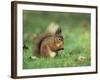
<box><xmin>56</xmin><ymin>27</ymin><xmax>62</xmax><ymax>35</ymax></box>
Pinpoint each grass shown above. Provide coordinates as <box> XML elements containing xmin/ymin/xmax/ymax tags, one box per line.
<box><xmin>23</xmin><ymin>10</ymin><xmax>91</xmax><ymax>69</ymax></box>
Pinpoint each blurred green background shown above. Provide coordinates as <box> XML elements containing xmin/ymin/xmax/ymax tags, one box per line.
<box><xmin>23</xmin><ymin>10</ymin><xmax>91</xmax><ymax>69</ymax></box>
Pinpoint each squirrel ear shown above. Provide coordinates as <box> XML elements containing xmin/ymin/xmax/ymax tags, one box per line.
<box><xmin>55</xmin><ymin>27</ymin><xmax>62</xmax><ymax>35</ymax></box>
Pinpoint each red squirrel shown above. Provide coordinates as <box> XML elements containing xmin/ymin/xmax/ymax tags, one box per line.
<box><xmin>32</xmin><ymin>22</ymin><xmax>64</xmax><ymax>58</ymax></box>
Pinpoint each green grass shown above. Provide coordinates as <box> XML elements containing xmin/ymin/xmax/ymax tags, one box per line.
<box><xmin>23</xmin><ymin>10</ymin><xmax>91</xmax><ymax>69</ymax></box>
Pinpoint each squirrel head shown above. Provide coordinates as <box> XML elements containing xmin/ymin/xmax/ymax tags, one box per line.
<box><xmin>53</xmin><ymin>34</ymin><xmax>64</xmax><ymax>52</ymax></box>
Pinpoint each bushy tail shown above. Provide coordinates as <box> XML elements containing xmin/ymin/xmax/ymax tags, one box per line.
<box><xmin>46</xmin><ymin>22</ymin><xmax>60</xmax><ymax>34</ymax></box>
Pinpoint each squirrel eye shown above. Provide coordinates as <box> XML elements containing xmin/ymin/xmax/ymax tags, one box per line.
<box><xmin>59</xmin><ymin>38</ymin><xmax>61</xmax><ymax>40</ymax></box>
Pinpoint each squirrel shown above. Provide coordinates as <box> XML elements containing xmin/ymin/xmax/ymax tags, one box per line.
<box><xmin>32</xmin><ymin>22</ymin><xmax>64</xmax><ymax>58</ymax></box>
